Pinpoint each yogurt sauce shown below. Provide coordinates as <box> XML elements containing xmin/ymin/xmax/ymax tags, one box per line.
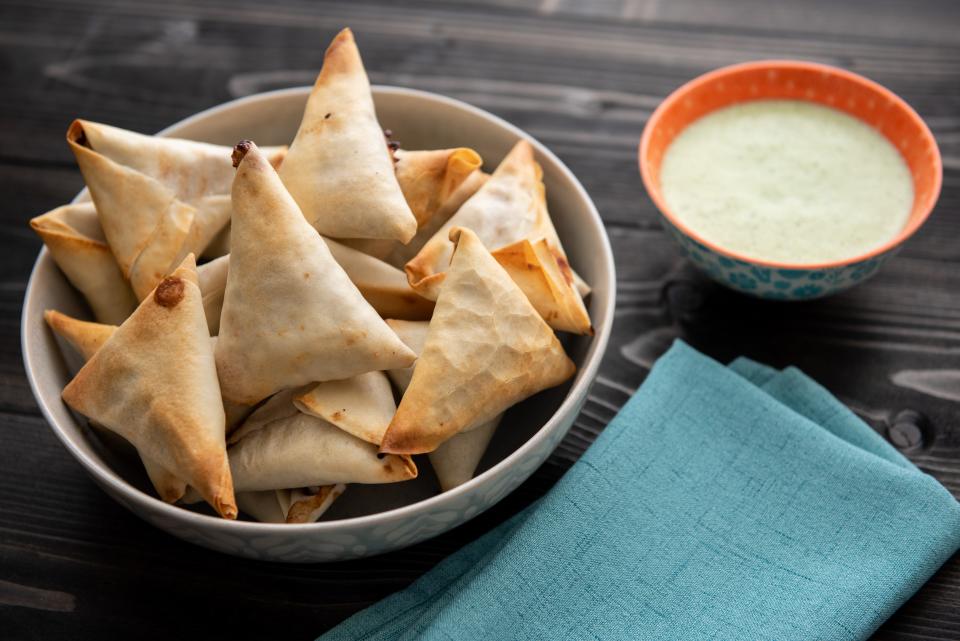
<box><xmin>659</xmin><ymin>100</ymin><xmax>914</xmax><ymax>264</ymax></box>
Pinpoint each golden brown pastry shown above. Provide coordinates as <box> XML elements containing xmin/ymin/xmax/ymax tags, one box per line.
<box><xmin>43</xmin><ymin>309</ymin><xmax>188</xmax><ymax>503</ymax></box>
<box><xmin>66</xmin><ymin>120</ymin><xmax>285</xmax><ymax>299</ymax></box>
<box><xmin>385</xmin><ymin>319</ymin><xmax>502</xmax><ymax>491</ymax></box>
<box><xmin>294</xmin><ymin>371</ymin><xmax>396</xmax><ymax>446</ymax></box>
<box><xmin>227</xmin><ymin>392</ymin><xmax>417</xmax><ymax>492</ymax></box>
<box><xmin>278</xmin><ymin>28</ymin><xmax>416</xmax><ymax>242</ymax></box>
<box><xmin>60</xmin><ymin>255</ymin><xmax>235</xmax><ymax>518</ymax></box>
<box><xmin>215</xmin><ymin>141</ymin><xmax>415</xmax><ymax>407</ymax></box>
<box><xmin>382</xmin><ymin>228</ymin><xmax>575</xmax><ymax>454</ymax></box>
<box><xmin>491</xmin><ymin>238</ymin><xmax>592</xmax><ymax>335</ymax></box>
<box><xmin>236</xmin><ymin>485</ymin><xmax>345</xmax><ymax>524</ymax></box>
<box><xmin>30</xmin><ymin>203</ymin><xmax>137</xmax><ymax>325</ymax></box>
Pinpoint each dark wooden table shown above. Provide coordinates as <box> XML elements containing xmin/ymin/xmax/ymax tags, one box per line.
<box><xmin>2</xmin><ymin>1</ymin><xmax>959</xmax><ymax>639</ymax></box>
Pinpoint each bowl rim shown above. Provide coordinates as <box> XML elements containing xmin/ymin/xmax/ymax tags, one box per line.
<box><xmin>638</xmin><ymin>59</ymin><xmax>943</xmax><ymax>271</ymax></box>
<box><xmin>22</xmin><ymin>84</ymin><xmax>616</xmax><ymax>534</ymax></box>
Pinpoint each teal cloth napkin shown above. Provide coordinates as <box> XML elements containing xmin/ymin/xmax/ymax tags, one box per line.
<box><xmin>320</xmin><ymin>341</ymin><xmax>960</xmax><ymax>641</ymax></box>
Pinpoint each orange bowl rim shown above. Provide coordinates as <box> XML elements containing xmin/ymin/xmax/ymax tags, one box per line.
<box><xmin>638</xmin><ymin>59</ymin><xmax>943</xmax><ymax>271</ymax></box>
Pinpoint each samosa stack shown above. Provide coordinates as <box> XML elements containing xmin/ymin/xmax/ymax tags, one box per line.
<box><xmin>34</xmin><ymin>27</ymin><xmax>591</xmax><ymax>523</ymax></box>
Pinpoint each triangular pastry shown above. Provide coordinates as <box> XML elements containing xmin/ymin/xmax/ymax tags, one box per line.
<box><xmin>491</xmin><ymin>238</ymin><xmax>592</xmax><ymax>335</ymax></box>
<box><xmin>381</xmin><ymin>228</ymin><xmax>575</xmax><ymax>454</ymax></box>
<box><xmin>385</xmin><ymin>319</ymin><xmax>502</xmax><ymax>490</ymax></box>
<box><xmin>30</xmin><ymin>203</ymin><xmax>137</xmax><ymax>325</ymax></box>
<box><xmin>68</xmin><ymin>119</ymin><xmax>286</xmax><ymax>202</ymax></box>
<box><xmin>404</xmin><ymin>141</ymin><xmax>584</xmax><ymax>321</ymax></box>
<box><xmin>216</xmin><ymin>141</ymin><xmax>415</xmax><ymax>406</ymax></box>
<box><xmin>43</xmin><ymin>309</ymin><xmax>188</xmax><ymax>502</ymax></box>
<box><xmin>67</xmin><ymin>121</ymin><xmax>283</xmax><ymax>299</ymax></box>
<box><xmin>227</xmin><ymin>394</ymin><xmax>417</xmax><ymax>492</ymax></box>
<box><xmin>294</xmin><ymin>371</ymin><xmax>396</xmax><ymax>446</ymax></box>
<box><xmin>60</xmin><ymin>255</ymin><xmax>236</xmax><ymax>518</ymax></box>
<box><xmin>278</xmin><ymin>28</ymin><xmax>416</xmax><ymax>242</ymax></box>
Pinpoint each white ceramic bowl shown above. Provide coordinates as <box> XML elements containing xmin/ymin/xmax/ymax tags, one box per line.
<box><xmin>22</xmin><ymin>86</ymin><xmax>615</xmax><ymax>562</ymax></box>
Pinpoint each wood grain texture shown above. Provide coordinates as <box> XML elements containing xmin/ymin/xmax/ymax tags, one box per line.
<box><xmin>1</xmin><ymin>0</ymin><xmax>958</xmax><ymax>638</ymax></box>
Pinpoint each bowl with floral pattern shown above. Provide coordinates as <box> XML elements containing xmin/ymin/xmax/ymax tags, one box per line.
<box><xmin>639</xmin><ymin>60</ymin><xmax>941</xmax><ymax>300</ymax></box>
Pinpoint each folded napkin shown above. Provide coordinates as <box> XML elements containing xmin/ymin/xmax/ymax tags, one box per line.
<box><xmin>320</xmin><ymin>341</ymin><xmax>960</xmax><ymax>641</ymax></box>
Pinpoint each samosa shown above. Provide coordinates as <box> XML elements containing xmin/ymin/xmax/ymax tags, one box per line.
<box><xmin>236</xmin><ymin>485</ymin><xmax>345</xmax><ymax>524</ymax></box>
<box><xmin>294</xmin><ymin>371</ymin><xmax>396</xmax><ymax>446</ymax></box>
<box><xmin>227</xmin><ymin>392</ymin><xmax>417</xmax><ymax>492</ymax></box>
<box><xmin>67</xmin><ymin>119</ymin><xmax>285</xmax><ymax>202</ymax></box>
<box><xmin>404</xmin><ymin>140</ymin><xmax>588</xmax><ymax>337</ymax></box>
<box><xmin>385</xmin><ymin>319</ymin><xmax>502</xmax><ymax>490</ymax></box>
<box><xmin>66</xmin><ymin>120</ymin><xmax>283</xmax><ymax>299</ymax></box>
<box><xmin>278</xmin><ymin>28</ymin><xmax>416</xmax><ymax>242</ymax></box>
<box><xmin>492</xmin><ymin>238</ymin><xmax>592</xmax><ymax>335</ymax></box>
<box><xmin>215</xmin><ymin>140</ymin><xmax>415</xmax><ymax>407</ymax></box>
<box><xmin>60</xmin><ymin>255</ymin><xmax>236</xmax><ymax>518</ymax></box>
<box><xmin>381</xmin><ymin>228</ymin><xmax>575</xmax><ymax>454</ymax></box>
<box><xmin>30</xmin><ymin>203</ymin><xmax>137</xmax><ymax>325</ymax></box>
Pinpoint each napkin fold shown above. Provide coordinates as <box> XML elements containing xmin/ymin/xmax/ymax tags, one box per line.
<box><xmin>320</xmin><ymin>341</ymin><xmax>960</xmax><ymax>641</ymax></box>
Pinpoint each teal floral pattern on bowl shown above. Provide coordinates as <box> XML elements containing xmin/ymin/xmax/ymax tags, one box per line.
<box><xmin>660</xmin><ymin>218</ymin><xmax>894</xmax><ymax>300</ymax></box>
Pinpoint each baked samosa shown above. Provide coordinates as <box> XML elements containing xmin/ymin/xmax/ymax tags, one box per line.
<box><xmin>404</xmin><ymin>141</ymin><xmax>584</xmax><ymax>321</ymax></box>
<box><xmin>44</xmin><ymin>310</ymin><xmax>187</xmax><ymax>502</ymax></box>
<box><xmin>237</xmin><ymin>485</ymin><xmax>345</xmax><ymax>524</ymax></box>
<box><xmin>491</xmin><ymin>238</ymin><xmax>593</xmax><ymax>335</ymax></box>
<box><xmin>60</xmin><ymin>255</ymin><xmax>235</xmax><ymax>517</ymax></box>
<box><xmin>30</xmin><ymin>203</ymin><xmax>137</xmax><ymax>325</ymax></box>
<box><xmin>68</xmin><ymin>130</ymin><xmax>203</xmax><ymax>299</ymax></box>
<box><xmin>396</xmin><ymin>148</ymin><xmax>483</xmax><ymax>227</ymax></box>
<box><xmin>228</xmin><ymin>398</ymin><xmax>416</xmax><ymax>492</ymax></box>
<box><xmin>381</xmin><ymin>228</ymin><xmax>575</xmax><ymax>454</ymax></box>
<box><xmin>67</xmin><ymin>121</ymin><xmax>283</xmax><ymax>299</ymax></box>
<box><xmin>294</xmin><ymin>371</ymin><xmax>396</xmax><ymax>446</ymax></box>
<box><xmin>215</xmin><ymin>141</ymin><xmax>415</xmax><ymax>406</ymax></box>
<box><xmin>68</xmin><ymin>119</ymin><xmax>286</xmax><ymax>202</ymax></box>
<box><xmin>278</xmin><ymin>28</ymin><xmax>416</xmax><ymax>242</ymax></box>
<box><xmin>385</xmin><ymin>319</ymin><xmax>502</xmax><ymax>490</ymax></box>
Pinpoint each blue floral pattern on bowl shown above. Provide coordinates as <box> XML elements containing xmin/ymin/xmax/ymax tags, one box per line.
<box><xmin>659</xmin><ymin>218</ymin><xmax>894</xmax><ymax>300</ymax></box>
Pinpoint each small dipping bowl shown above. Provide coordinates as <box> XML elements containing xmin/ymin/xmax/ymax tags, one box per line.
<box><xmin>639</xmin><ymin>60</ymin><xmax>941</xmax><ymax>300</ymax></box>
